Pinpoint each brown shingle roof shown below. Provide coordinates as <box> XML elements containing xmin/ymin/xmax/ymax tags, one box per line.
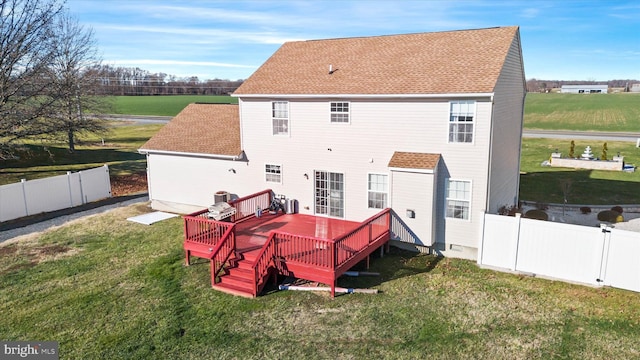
<box><xmin>140</xmin><ymin>103</ymin><xmax>241</xmax><ymax>156</ymax></box>
<box><xmin>388</xmin><ymin>152</ymin><xmax>441</xmax><ymax>170</ymax></box>
<box><xmin>234</xmin><ymin>26</ymin><xmax>519</xmax><ymax>95</ymax></box>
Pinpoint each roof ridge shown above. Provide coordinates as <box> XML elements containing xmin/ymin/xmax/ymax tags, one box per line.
<box><xmin>300</xmin><ymin>26</ymin><xmax>517</xmax><ymax>43</ymax></box>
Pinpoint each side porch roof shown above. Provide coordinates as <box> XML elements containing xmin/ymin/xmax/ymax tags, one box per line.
<box><xmin>139</xmin><ymin>103</ymin><xmax>242</xmax><ymax>158</ymax></box>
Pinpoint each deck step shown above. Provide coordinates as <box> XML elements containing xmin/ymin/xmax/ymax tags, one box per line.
<box><xmin>220</xmin><ymin>273</ymin><xmax>254</xmax><ymax>288</ymax></box>
<box><xmin>212</xmin><ymin>282</ymin><xmax>255</xmax><ymax>298</ymax></box>
<box><xmin>227</xmin><ymin>266</ymin><xmax>254</xmax><ymax>280</ymax></box>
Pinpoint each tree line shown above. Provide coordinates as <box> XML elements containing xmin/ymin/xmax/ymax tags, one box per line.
<box><xmin>91</xmin><ymin>65</ymin><xmax>244</xmax><ymax>96</ymax></box>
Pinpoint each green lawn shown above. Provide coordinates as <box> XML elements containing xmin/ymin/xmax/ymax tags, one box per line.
<box><xmin>524</xmin><ymin>93</ymin><xmax>640</xmax><ymax>132</ymax></box>
<box><xmin>0</xmin><ymin>123</ymin><xmax>163</xmax><ymax>185</ymax></box>
<box><xmin>1</xmin><ymin>204</ymin><xmax>639</xmax><ymax>359</ymax></box>
<box><xmin>519</xmin><ymin>138</ymin><xmax>640</xmax><ymax>204</ymax></box>
<box><xmin>113</xmin><ymin>95</ymin><xmax>237</xmax><ymax>116</ymax></box>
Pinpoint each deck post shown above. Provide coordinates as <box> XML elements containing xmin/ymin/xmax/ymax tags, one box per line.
<box><xmin>331</xmin><ymin>279</ymin><xmax>337</xmax><ymax>298</ymax></box>
<box><xmin>210</xmin><ymin>260</ymin><xmax>216</xmax><ymax>287</ymax></box>
<box><xmin>185</xmin><ymin>250</ymin><xmax>191</xmax><ymax>266</ymax></box>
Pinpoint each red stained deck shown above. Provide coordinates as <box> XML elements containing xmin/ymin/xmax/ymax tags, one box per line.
<box><xmin>235</xmin><ymin>213</ymin><xmax>361</xmax><ymax>252</ymax></box>
<box><xmin>183</xmin><ymin>190</ymin><xmax>391</xmax><ymax>298</ymax></box>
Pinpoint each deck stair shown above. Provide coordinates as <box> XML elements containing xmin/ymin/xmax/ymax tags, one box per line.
<box><xmin>212</xmin><ymin>249</ymin><xmax>260</xmax><ymax>298</ymax></box>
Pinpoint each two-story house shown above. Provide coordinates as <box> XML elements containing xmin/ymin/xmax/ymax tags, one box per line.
<box><xmin>140</xmin><ymin>26</ymin><xmax>526</xmax><ymax>260</ymax></box>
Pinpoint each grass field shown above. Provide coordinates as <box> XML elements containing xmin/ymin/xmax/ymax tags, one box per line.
<box><xmin>113</xmin><ymin>95</ymin><xmax>238</xmax><ymax>116</ymax></box>
<box><xmin>524</xmin><ymin>93</ymin><xmax>640</xmax><ymax>132</ymax></box>
<box><xmin>1</xmin><ymin>204</ymin><xmax>639</xmax><ymax>359</ymax></box>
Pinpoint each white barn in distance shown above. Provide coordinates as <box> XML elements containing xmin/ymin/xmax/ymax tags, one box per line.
<box><xmin>561</xmin><ymin>84</ymin><xmax>608</xmax><ymax>94</ymax></box>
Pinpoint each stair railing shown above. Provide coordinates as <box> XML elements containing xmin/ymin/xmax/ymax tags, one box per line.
<box><xmin>209</xmin><ymin>225</ymin><xmax>237</xmax><ymax>286</ymax></box>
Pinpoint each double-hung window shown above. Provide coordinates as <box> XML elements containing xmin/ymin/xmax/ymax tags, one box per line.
<box><xmin>449</xmin><ymin>100</ymin><xmax>474</xmax><ymax>143</ymax></box>
<box><xmin>330</xmin><ymin>102</ymin><xmax>349</xmax><ymax>123</ymax></box>
<box><xmin>367</xmin><ymin>174</ymin><xmax>388</xmax><ymax>209</ymax></box>
<box><xmin>446</xmin><ymin>179</ymin><xmax>471</xmax><ymax>220</ymax></box>
<box><xmin>265</xmin><ymin>164</ymin><xmax>282</xmax><ymax>183</ymax></box>
<box><xmin>272</xmin><ymin>101</ymin><xmax>289</xmax><ymax>135</ymax></box>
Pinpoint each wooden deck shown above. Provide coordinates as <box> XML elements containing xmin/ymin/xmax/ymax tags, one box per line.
<box><xmin>183</xmin><ymin>190</ymin><xmax>391</xmax><ymax>298</ymax></box>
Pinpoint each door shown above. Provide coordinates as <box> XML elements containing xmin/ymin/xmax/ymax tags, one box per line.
<box><xmin>314</xmin><ymin>171</ymin><xmax>344</xmax><ymax>217</ymax></box>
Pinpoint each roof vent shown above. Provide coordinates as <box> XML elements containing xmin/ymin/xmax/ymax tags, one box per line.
<box><xmin>328</xmin><ymin>64</ymin><xmax>337</xmax><ymax>75</ymax></box>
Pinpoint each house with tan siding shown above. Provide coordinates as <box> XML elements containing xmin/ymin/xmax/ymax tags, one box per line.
<box><xmin>140</xmin><ymin>26</ymin><xmax>526</xmax><ymax>260</ymax></box>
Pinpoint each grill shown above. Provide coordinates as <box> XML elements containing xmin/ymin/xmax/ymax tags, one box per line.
<box><xmin>207</xmin><ymin>202</ymin><xmax>236</xmax><ymax>221</ymax></box>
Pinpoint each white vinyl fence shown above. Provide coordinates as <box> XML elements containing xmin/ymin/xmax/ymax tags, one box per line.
<box><xmin>479</xmin><ymin>213</ymin><xmax>640</xmax><ymax>293</ymax></box>
<box><xmin>0</xmin><ymin>165</ymin><xmax>112</xmax><ymax>222</ymax></box>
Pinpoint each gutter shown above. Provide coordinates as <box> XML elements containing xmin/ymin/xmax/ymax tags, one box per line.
<box><xmin>138</xmin><ymin>148</ymin><xmax>243</xmax><ymax>161</ymax></box>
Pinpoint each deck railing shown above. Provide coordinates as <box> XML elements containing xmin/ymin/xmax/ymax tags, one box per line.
<box><xmin>251</xmin><ymin>208</ymin><xmax>391</xmax><ymax>282</ymax></box>
<box><xmin>251</xmin><ymin>232</ymin><xmax>279</xmax><ymax>296</ymax></box>
<box><xmin>333</xmin><ymin>208</ymin><xmax>391</xmax><ymax>268</ymax></box>
<box><xmin>209</xmin><ymin>226</ymin><xmax>236</xmax><ymax>286</ymax></box>
<box><xmin>184</xmin><ymin>210</ymin><xmax>235</xmax><ymax>246</ymax></box>
<box><xmin>275</xmin><ymin>233</ymin><xmax>334</xmax><ymax>269</ymax></box>
<box><xmin>228</xmin><ymin>189</ymin><xmax>272</xmax><ymax>222</ymax></box>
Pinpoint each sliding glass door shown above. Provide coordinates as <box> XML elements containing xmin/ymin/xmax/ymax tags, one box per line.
<box><xmin>314</xmin><ymin>171</ymin><xmax>344</xmax><ymax>218</ymax></box>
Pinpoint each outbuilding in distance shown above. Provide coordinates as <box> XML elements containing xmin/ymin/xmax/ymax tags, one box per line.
<box><xmin>560</xmin><ymin>84</ymin><xmax>608</xmax><ymax>94</ymax></box>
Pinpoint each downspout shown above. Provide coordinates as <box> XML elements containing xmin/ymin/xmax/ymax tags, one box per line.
<box><xmin>484</xmin><ymin>93</ymin><xmax>495</xmax><ymax>213</ymax></box>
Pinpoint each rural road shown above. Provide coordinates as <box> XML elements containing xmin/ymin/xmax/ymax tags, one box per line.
<box><xmin>522</xmin><ymin>130</ymin><xmax>640</xmax><ymax>142</ymax></box>
<box><xmin>108</xmin><ymin>114</ymin><xmax>640</xmax><ymax>143</ymax></box>
<box><xmin>105</xmin><ymin>114</ymin><xmax>172</xmax><ymax>124</ymax></box>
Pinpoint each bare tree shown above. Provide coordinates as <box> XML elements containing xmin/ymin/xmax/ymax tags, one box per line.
<box><xmin>0</xmin><ymin>0</ymin><xmax>64</xmax><ymax>158</ymax></box>
<box><xmin>47</xmin><ymin>12</ymin><xmax>110</xmax><ymax>152</ymax></box>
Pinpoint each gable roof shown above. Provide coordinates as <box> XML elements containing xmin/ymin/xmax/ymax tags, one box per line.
<box><xmin>234</xmin><ymin>26</ymin><xmax>519</xmax><ymax>96</ymax></box>
<box><xmin>140</xmin><ymin>103</ymin><xmax>241</xmax><ymax>157</ymax></box>
<box><xmin>388</xmin><ymin>152</ymin><xmax>441</xmax><ymax>170</ymax></box>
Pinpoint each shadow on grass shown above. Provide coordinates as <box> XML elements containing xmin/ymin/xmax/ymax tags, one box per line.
<box><xmin>520</xmin><ymin>169</ymin><xmax>640</xmax><ymax>205</ymax></box>
<box><xmin>2</xmin><ymin>144</ymin><xmax>144</xmax><ymax>170</ymax></box>
<box><xmin>335</xmin><ymin>247</ymin><xmax>443</xmax><ymax>292</ymax></box>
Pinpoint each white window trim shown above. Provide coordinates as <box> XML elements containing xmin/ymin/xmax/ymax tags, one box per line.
<box><xmin>367</xmin><ymin>173</ymin><xmax>388</xmax><ymax>209</ymax></box>
<box><xmin>330</xmin><ymin>101</ymin><xmax>350</xmax><ymax>124</ymax></box>
<box><xmin>264</xmin><ymin>163</ymin><xmax>283</xmax><ymax>184</ymax></box>
<box><xmin>271</xmin><ymin>101</ymin><xmax>290</xmax><ymax>136</ymax></box>
<box><xmin>447</xmin><ymin>100</ymin><xmax>476</xmax><ymax>145</ymax></box>
<box><xmin>445</xmin><ymin>178</ymin><xmax>472</xmax><ymax>221</ymax></box>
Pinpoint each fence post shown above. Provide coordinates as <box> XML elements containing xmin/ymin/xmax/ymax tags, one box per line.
<box><xmin>478</xmin><ymin>211</ymin><xmax>487</xmax><ymax>265</ymax></box>
<box><xmin>21</xmin><ymin>179</ymin><xmax>29</xmax><ymax>216</ymax></box>
<box><xmin>512</xmin><ymin>213</ymin><xmax>522</xmax><ymax>271</ymax></box>
<box><xmin>67</xmin><ymin>171</ymin><xmax>74</xmax><ymax>207</ymax></box>
<box><xmin>78</xmin><ymin>170</ymin><xmax>86</xmax><ymax>204</ymax></box>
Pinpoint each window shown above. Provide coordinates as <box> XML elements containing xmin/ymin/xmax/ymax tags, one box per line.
<box><xmin>449</xmin><ymin>100</ymin><xmax>474</xmax><ymax>143</ymax></box>
<box><xmin>272</xmin><ymin>101</ymin><xmax>289</xmax><ymax>135</ymax></box>
<box><xmin>330</xmin><ymin>102</ymin><xmax>349</xmax><ymax>123</ymax></box>
<box><xmin>368</xmin><ymin>174</ymin><xmax>388</xmax><ymax>209</ymax></box>
<box><xmin>446</xmin><ymin>180</ymin><xmax>471</xmax><ymax>220</ymax></box>
<box><xmin>315</xmin><ymin>171</ymin><xmax>344</xmax><ymax>217</ymax></box>
<box><xmin>265</xmin><ymin>164</ymin><xmax>282</xmax><ymax>183</ymax></box>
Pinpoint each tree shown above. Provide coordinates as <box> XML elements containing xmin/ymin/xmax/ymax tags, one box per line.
<box><xmin>0</xmin><ymin>0</ymin><xmax>64</xmax><ymax>158</ymax></box>
<box><xmin>47</xmin><ymin>12</ymin><xmax>110</xmax><ymax>152</ymax></box>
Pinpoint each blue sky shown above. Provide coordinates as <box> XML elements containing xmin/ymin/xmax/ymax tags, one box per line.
<box><xmin>67</xmin><ymin>0</ymin><xmax>639</xmax><ymax>81</ymax></box>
